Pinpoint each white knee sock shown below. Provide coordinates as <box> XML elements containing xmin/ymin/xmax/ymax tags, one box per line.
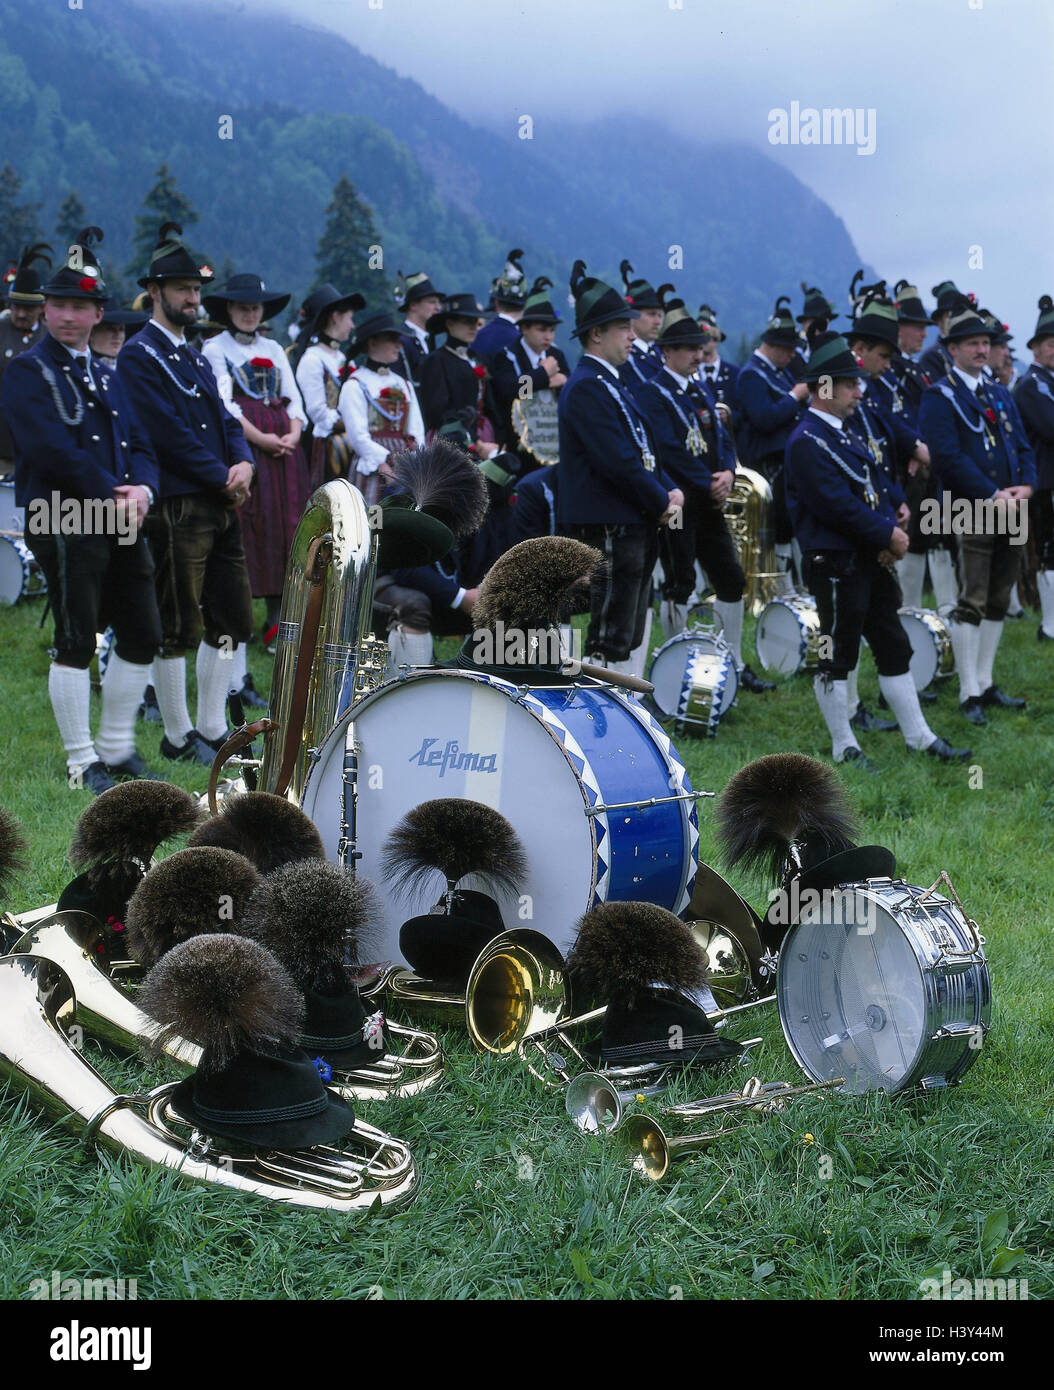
<box><xmin>154</xmin><ymin>655</ymin><xmax>193</xmax><ymax>745</ymax></box>
<box><xmin>49</xmin><ymin>664</ymin><xmax>96</xmax><ymax>774</ymax></box>
<box><xmin>947</xmin><ymin>619</ymin><xmax>981</xmax><ymax>701</ymax></box>
<box><xmin>1006</xmin><ymin>582</ymin><xmax>1023</xmax><ymax>616</ymax></box>
<box><xmin>96</xmin><ymin>654</ymin><xmax>151</xmax><ymax>765</ymax></box>
<box><xmin>143</xmin><ymin>661</ymin><xmax>155</xmax><ymax>699</ymax></box>
<box><xmin>227</xmin><ymin>642</ymin><xmax>248</xmax><ymax>695</ymax></box>
<box><xmin>1038</xmin><ymin>571</ymin><xmax>1054</xmax><ymax>637</ymax></box>
<box><xmin>386</xmin><ymin>627</ymin><xmax>434</xmax><ymax>675</ymax></box>
<box><xmin>196</xmin><ymin>642</ymin><xmax>233</xmax><ymax>741</ymax></box>
<box><xmin>879</xmin><ymin>672</ymin><xmax>935</xmax><ymax>751</ymax></box>
<box><xmin>627</xmin><ymin>606</ymin><xmax>653</xmax><ymax>681</ymax></box>
<box><xmin>897</xmin><ymin>552</ymin><xmax>926</xmax><ymax>610</ymax></box>
<box><xmin>929</xmin><ymin>547</ymin><xmax>959</xmax><ymax>612</ymax></box>
<box><xmin>975</xmin><ymin>618</ymin><xmax>1004</xmax><ymax>694</ymax></box>
<box><xmin>813</xmin><ymin>675</ymin><xmax>858</xmax><ymax>761</ymax></box>
<box><xmin>713</xmin><ymin>598</ymin><xmax>744</xmax><ymax>669</ymax></box>
<box><xmin>846</xmin><ymin>660</ymin><xmax>861</xmax><ymax>715</ymax></box>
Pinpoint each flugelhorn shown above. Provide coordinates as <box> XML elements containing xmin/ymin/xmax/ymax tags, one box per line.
<box><xmin>567</xmin><ymin>1072</ymin><xmax>842</xmax><ymax>1136</ymax></box>
<box><xmin>0</xmin><ymin>955</ymin><xmax>418</xmax><ymax>1211</ymax></box>
<box><xmin>9</xmin><ymin>910</ymin><xmax>445</xmax><ymax>1101</ymax></box>
<box><xmin>618</xmin><ymin>1114</ymin><xmax>728</xmax><ymax>1182</ymax></box>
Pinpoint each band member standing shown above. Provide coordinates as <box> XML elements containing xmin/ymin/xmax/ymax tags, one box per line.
<box><xmin>785</xmin><ymin>328</ymin><xmax>969</xmax><ymax>766</ymax></box>
<box><xmin>1</xmin><ymin>231</ymin><xmax>162</xmax><ymax>793</ymax></box>
<box><xmin>293</xmin><ymin>283</ymin><xmax>364</xmax><ymax>488</ymax></box>
<box><xmin>735</xmin><ymin>297</ymin><xmax>810</xmax><ymax>582</ymax></box>
<box><xmin>637</xmin><ymin>296</ymin><xmax>774</xmax><ymax>692</ymax></box>
<box><xmin>0</xmin><ymin>244</ymin><xmax>51</xmax><ymax>477</ymax></box>
<box><xmin>418</xmin><ymin>292</ymin><xmax>503</xmax><ymax>449</ymax></box>
<box><xmin>695</xmin><ymin>305</ymin><xmax>739</xmax><ymax>399</ymax></box>
<box><xmin>793</xmin><ymin>283</ymin><xmax>839</xmax><ymax>380</ymax></box>
<box><xmin>619</xmin><ymin>261</ymin><xmax>668</xmax><ymax>390</ymax></box>
<box><xmin>918</xmin><ymin>299</ymin><xmax>1036</xmax><ymax>725</ymax></box>
<box><xmin>919</xmin><ymin>280</ymin><xmax>968</xmax><ymax>381</ymax></box>
<box><xmin>558</xmin><ymin>260</ymin><xmax>682</xmax><ymax>675</ymax></box>
<box><xmin>472</xmin><ymin>250</ymin><xmax>528</xmax><ymax>367</ymax></box>
<box><xmin>1013</xmin><ymin>295</ymin><xmax>1054</xmax><ymax>642</ymax></box>
<box><xmin>490</xmin><ymin>277</ymin><xmax>569</xmax><ymax>455</ymax></box>
<box><xmin>338</xmin><ymin>310</ymin><xmax>424</xmax><ymax>505</ymax></box>
<box><xmin>396</xmin><ymin>271</ymin><xmax>444</xmax><ymax>391</ymax></box>
<box><xmin>117</xmin><ymin>223</ymin><xmax>255</xmax><ymax>766</ymax></box>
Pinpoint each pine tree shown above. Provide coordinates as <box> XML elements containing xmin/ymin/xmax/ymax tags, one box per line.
<box><xmin>128</xmin><ymin>163</ymin><xmax>200</xmax><ymax>279</ymax></box>
<box><xmin>54</xmin><ymin>190</ymin><xmax>88</xmax><ymax>249</ymax></box>
<box><xmin>314</xmin><ymin>173</ymin><xmax>390</xmax><ymax>312</ymax></box>
<box><xmin>0</xmin><ymin>163</ymin><xmax>42</xmax><ymax>265</ymax></box>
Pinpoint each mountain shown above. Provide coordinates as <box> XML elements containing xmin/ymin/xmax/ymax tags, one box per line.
<box><xmin>0</xmin><ymin>0</ymin><xmax>873</xmax><ymax>352</ymax></box>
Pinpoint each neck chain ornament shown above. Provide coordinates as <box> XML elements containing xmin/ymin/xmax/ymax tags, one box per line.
<box><xmin>35</xmin><ymin>359</ymin><xmax>85</xmax><ymax>426</ymax></box>
<box><xmin>811</xmin><ymin>427</ymin><xmax>880</xmax><ymax>509</ymax></box>
<box><xmin>653</xmin><ymin>376</ymin><xmax>707</xmax><ymax>455</ymax></box>
<box><xmin>137</xmin><ymin>338</ymin><xmax>201</xmax><ymax>397</ymax></box>
<box><xmin>596</xmin><ymin>373</ymin><xmax>656</xmax><ymax>470</ymax></box>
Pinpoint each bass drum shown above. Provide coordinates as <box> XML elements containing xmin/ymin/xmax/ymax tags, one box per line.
<box><xmin>0</xmin><ymin>535</ymin><xmax>46</xmax><ymax>605</ymax></box>
<box><xmin>754</xmin><ymin>592</ymin><xmax>821</xmax><ymax>675</ymax></box>
<box><xmin>899</xmin><ymin>607</ymin><xmax>954</xmax><ymax>690</ymax></box>
<box><xmin>648</xmin><ymin>631</ymin><xmax>738</xmax><ymax>734</ymax></box>
<box><xmin>300</xmin><ymin>669</ymin><xmax>700</xmax><ymax>966</ymax></box>
<box><xmin>0</xmin><ymin>479</ymin><xmax>25</xmax><ymax>534</ymax></box>
<box><xmin>777</xmin><ymin>877</ymin><xmax>990</xmax><ymax>1094</ymax></box>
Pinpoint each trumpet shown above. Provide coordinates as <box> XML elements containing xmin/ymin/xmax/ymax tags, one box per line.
<box><xmin>567</xmin><ymin>1072</ymin><xmax>843</xmax><ymax>1135</ymax></box>
<box><xmin>9</xmin><ymin>910</ymin><xmax>445</xmax><ymax>1102</ymax></box>
<box><xmin>0</xmin><ymin>954</ymin><xmax>418</xmax><ymax>1212</ymax></box>
<box><xmin>618</xmin><ymin>1114</ymin><xmax>729</xmax><ymax>1182</ymax></box>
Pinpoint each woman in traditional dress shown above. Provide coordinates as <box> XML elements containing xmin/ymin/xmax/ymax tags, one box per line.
<box><xmin>338</xmin><ymin>311</ymin><xmax>425</xmax><ymax>505</ymax></box>
<box><xmin>292</xmin><ymin>283</ymin><xmax>365</xmax><ymax>489</ymax></box>
<box><xmin>418</xmin><ymin>291</ymin><xmax>503</xmax><ymax>453</ymax></box>
<box><xmin>202</xmin><ymin>272</ymin><xmax>310</xmax><ymax>649</ymax></box>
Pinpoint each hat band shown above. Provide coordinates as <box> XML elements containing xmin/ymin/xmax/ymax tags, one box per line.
<box><xmin>301</xmin><ymin>1018</ymin><xmax>383</xmax><ymax>1051</ymax></box>
<box><xmin>602</xmin><ymin>1033</ymin><xmax>725</xmax><ymax>1063</ymax></box>
<box><xmin>194</xmin><ymin>1092</ymin><xmax>329</xmax><ymax>1126</ymax></box>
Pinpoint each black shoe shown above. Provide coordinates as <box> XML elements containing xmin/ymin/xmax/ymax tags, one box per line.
<box><xmin>104</xmin><ymin>751</ymin><xmax>163</xmax><ymax>781</ymax></box>
<box><xmin>1039</xmin><ymin>625</ymin><xmax>1054</xmax><ymax>643</ymax></box>
<box><xmin>238</xmin><ymin>674</ymin><xmax>269</xmax><ymax>710</ymax></box>
<box><xmin>138</xmin><ymin>684</ymin><xmax>162</xmax><ymax>724</ymax></box>
<box><xmin>1005</xmin><ymin>610</ymin><xmax>1025</xmax><ymax>620</ymax></box>
<box><xmin>851</xmin><ymin>704</ymin><xmax>898</xmax><ymax>733</ymax></box>
<box><xmin>838</xmin><ymin>747</ymin><xmax>879</xmax><ymax>774</ymax></box>
<box><xmin>160</xmin><ymin>729</ymin><xmax>219</xmax><ymax>766</ymax></box>
<box><xmin>739</xmin><ymin>664</ymin><xmax>775</xmax><ymax>693</ymax></box>
<box><xmin>920</xmin><ymin>689</ymin><xmax>937</xmax><ymax>704</ymax></box>
<box><xmin>959</xmin><ymin>697</ymin><xmax>988</xmax><ymax>726</ymax></box>
<box><xmin>919</xmin><ymin>736</ymin><xmax>972</xmax><ymax>763</ymax></box>
<box><xmin>979</xmin><ymin>685</ymin><xmax>1026</xmax><ymax>710</ymax></box>
<box><xmin>71</xmin><ymin>760</ymin><xmax>116</xmax><ymax>796</ymax></box>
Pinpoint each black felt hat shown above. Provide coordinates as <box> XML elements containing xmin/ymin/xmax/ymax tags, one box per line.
<box><xmin>395</xmin><ymin>270</ymin><xmax>444</xmax><ymax>312</ymax></box>
<box><xmin>620</xmin><ymin>259</ymin><xmax>664</xmax><ymax>310</ymax></box>
<box><xmin>519</xmin><ymin>276</ymin><xmax>561</xmax><ymax>325</ymax></box>
<box><xmin>1028</xmin><ymin>295</ymin><xmax>1054</xmax><ymax>349</ymax></box>
<box><xmin>849</xmin><ymin>279</ymin><xmax>900</xmax><ymax>349</ymax></box>
<box><xmin>798</xmin><ymin>282</ymin><xmax>838</xmax><ymax>323</ymax></box>
<box><xmin>41</xmin><ymin>227</ymin><xmax>108</xmax><ymax>302</ymax></box>
<box><xmin>892</xmin><ymin>280</ymin><xmax>934</xmax><ymax>325</ymax></box>
<box><xmin>931</xmin><ymin>280</ymin><xmax>966</xmax><ymax>317</ymax></box>
<box><xmin>5</xmin><ymin>243</ymin><xmax>53</xmax><ymax>304</ymax></box>
<box><xmin>204</xmin><ymin>272</ymin><xmax>291</xmax><ymax>325</ymax></box>
<box><xmin>978</xmin><ymin>308</ymin><xmax>1012</xmax><ymax>347</ymax></box>
<box><xmin>569</xmin><ymin>260</ymin><xmax>639</xmax><ymax>339</ymax></box>
<box><xmin>373</xmin><ymin>438</ymin><xmax>488</xmax><ymax>568</ymax></box>
<box><xmin>97</xmin><ymin>297</ymin><xmax>149</xmax><ymax>328</ymax></box>
<box><xmin>137</xmin><ymin>221</ymin><xmax>215</xmax><ymax>289</ymax></box>
<box><xmin>399</xmin><ymin>888</ymin><xmax>505</xmax><ymax>986</ymax></box>
<box><xmin>425</xmin><ymin>292</ymin><xmax>492</xmax><ymax>336</ymax></box>
<box><xmin>800</xmin><ymin>329</ymin><xmax>861</xmax><ymax>383</ymax></box>
<box><xmin>760</xmin><ymin>295</ymin><xmax>800</xmax><ymax>347</ymax></box>
<box><xmin>657</xmin><ymin>297</ymin><xmax>707</xmax><ymax>347</ymax></box>
<box><xmin>696</xmin><ymin>303</ymin><xmax>726</xmax><ymax>342</ymax></box>
<box><xmin>944</xmin><ymin>298</ymin><xmax>991</xmax><ymax>342</ymax></box>
<box><xmin>299</xmin><ymin>283</ymin><xmax>366</xmax><ymax>344</ymax></box>
<box><xmin>348</xmin><ymin>310</ymin><xmax>404</xmax><ymax>357</ymax></box>
<box><xmin>490</xmin><ymin>249</ymin><xmax>528</xmax><ymax>308</ymax></box>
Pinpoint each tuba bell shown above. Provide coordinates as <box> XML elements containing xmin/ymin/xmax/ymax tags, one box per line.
<box><xmin>0</xmin><ymin>954</ymin><xmax>419</xmax><ymax>1211</ymax></box>
<box><xmin>723</xmin><ymin>466</ymin><xmax>782</xmax><ymax>616</ymax></box>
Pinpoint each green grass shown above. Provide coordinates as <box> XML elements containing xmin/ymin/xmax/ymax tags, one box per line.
<box><xmin>1</xmin><ymin>593</ymin><xmax>1052</xmax><ymax>1301</ymax></box>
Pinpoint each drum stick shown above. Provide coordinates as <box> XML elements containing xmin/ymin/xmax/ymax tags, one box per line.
<box><xmin>577</xmin><ymin>661</ymin><xmax>654</xmax><ymax>694</ymax></box>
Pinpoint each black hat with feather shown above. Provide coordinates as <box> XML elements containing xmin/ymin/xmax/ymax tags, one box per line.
<box><xmin>239</xmin><ymin>862</ymin><xmax>391</xmax><ymax>1072</ymax></box>
<box><xmin>124</xmin><ymin>845</ymin><xmax>262</xmax><ymax>968</ymax></box>
<box><xmin>1028</xmin><ymin>294</ymin><xmax>1054</xmax><ymax>349</ymax></box>
<box><xmin>55</xmin><ymin>782</ymin><xmax>204</xmax><ymax>951</ymax></box>
<box><xmin>798</xmin><ymin>282</ymin><xmax>838</xmax><ymax>323</ymax></box>
<box><xmin>490</xmin><ymin>249</ymin><xmax>528</xmax><ymax>308</ymax></box>
<box><xmin>569</xmin><ymin>260</ymin><xmax>639</xmax><ymax>339</ymax></box>
<box><xmin>380</xmin><ymin>799</ymin><xmax>529</xmax><ymax>985</ymax></box>
<box><xmin>142</xmin><ymin>934</ymin><xmax>355</xmax><ymax>1149</ymax></box>
<box><xmin>893</xmin><ymin>279</ymin><xmax>934</xmax><ymax>326</ymax></box>
<box><xmin>6</xmin><ymin>243</ymin><xmax>53</xmax><ymax>304</ymax></box>
<box><xmin>137</xmin><ymin>221</ymin><xmax>214</xmax><ymax>289</ymax></box>
<box><xmin>848</xmin><ymin>276</ymin><xmax>900</xmax><ymax>349</ymax></box>
<box><xmin>187</xmin><ymin>793</ymin><xmax>325</xmax><ymax>876</ymax></box>
<box><xmin>620</xmin><ymin>259</ymin><xmax>664</xmax><ymax>310</ymax></box>
<box><xmin>714</xmin><ymin>753</ymin><xmax>895</xmax><ymax>953</ymax></box>
<box><xmin>760</xmin><ymin>295</ymin><xmax>800</xmax><ymax>347</ymax></box>
<box><xmin>374</xmin><ymin>438</ymin><xmax>489</xmax><ymax>570</ymax></box>
<box><xmin>41</xmin><ymin>227</ymin><xmax>108</xmax><ymax>302</ymax></box>
<box><xmin>566</xmin><ymin>902</ymin><xmax>743</xmax><ymax>1070</ymax></box>
<box><xmin>519</xmin><ymin>276</ymin><xmax>561</xmax><ymax>325</ymax></box>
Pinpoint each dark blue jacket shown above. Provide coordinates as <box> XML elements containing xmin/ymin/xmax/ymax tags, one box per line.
<box><xmin>785</xmin><ymin>410</ymin><xmax>898</xmax><ymax>553</ymax></box>
<box><xmin>735</xmin><ymin>352</ymin><xmax>804</xmax><ymax>466</ymax></box>
<box><xmin>397</xmin><ymin>326</ymin><xmax>430</xmax><ymax>390</ymax></box>
<box><xmin>390</xmin><ymin>557</ymin><xmax>462</xmax><ymax>608</ymax></box>
<box><xmin>618</xmin><ymin>341</ymin><xmax>663</xmax><ymax>391</ymax></box>
<box><xmin>696</xmin><ymin>357</ymin><xmax>739</xmax><ymax>404</ymax></box>
<box><xmin>1013</xmin><ymin>363</ymin><xmax>1054</xmax><ymax>491</ymax></box>
<box><xmin>510</xmin><ymin>465</ymin><xmax>558</xmax><ymax>542</ymax></box>
<box><xmin>918</xmin><ymin>371</ymin><xmax>1036</xmax><ymax>500</ymax></box>
<box><xmin>557</xmin><ymin>357</ymin><xmax>671</xmax><ymax>525</ymax></box>
<box><xmin>491</xmin><ymin>337</ymin><xmax>570</xmax><ymax>425</ymax></box>
<box><xmin>890</xmin><ymin>352</ymin><xmax>931</xmax><ymax>423</ymax></box>
<box><xmin>858</xmin><ymin>382</ymin><xmax>917</xmax><ymax>495</ymax></box>
<box><xmin>918</xmin><ymin>338</ymin><xmax>953</xmax><ymax>383</ymax></box>
<box><xmin>2</xmin><ymin>333</ymin><xmax>158</xmax><ymax>506</ymax></box>
<box><xmin>636</xmin><ymin>368</ymin><xmax>735</xmax><ymax>491</ymax></box>
<box><xmin>116</xmin><ymin>322</ymin><xmax>250</xmax><ymax>499</ymax></box>
<box><xmin>869</xmin><ymin>365</ymin><xmax>916</xmax><ymax>429</ymax></box>
<box><xmin>472</xmin><ymin>315</ymin><xmax>521</xmax><ymax>368</ymax></box>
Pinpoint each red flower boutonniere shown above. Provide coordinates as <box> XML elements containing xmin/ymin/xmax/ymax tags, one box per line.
<box><xmin>379</xmin><ymin>387</ymin><xmax>396</xmax><ymax>398</ymax></box>
<box><xmin>985</xmin><ymin>407</ymin><xmax>996</xmax><ymax>424</ymax></box>
<box><xmin>473</xmin><ymin>364</ymin><xmax>487</xmax><ymax>379</ymax></box>
<box><xmin>79</xmin><ymin>276</ymin><xmax>97</xmax><ymax>292</ymax></box>
<box><xmin>250</xmin><ymin>357</ymin><xmax>274</xmax><ymax>369</ymax></box>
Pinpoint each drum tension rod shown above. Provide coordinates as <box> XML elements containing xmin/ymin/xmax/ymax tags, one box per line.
<box><xmin>585</xmin><ymin>791</ymin><xmax>714</xmax><ymax>817</ymax></box>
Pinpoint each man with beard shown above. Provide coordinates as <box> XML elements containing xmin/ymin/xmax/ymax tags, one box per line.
<box><xmin>117</xmin><ymin>223</ymin><xmax>255</xmax><ymax>767</ymax></box>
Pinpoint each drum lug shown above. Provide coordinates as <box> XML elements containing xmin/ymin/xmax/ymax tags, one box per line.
<box><xmin>919</xmin><ymin>1074</ymin><xmax>948</xmax><ymax>1089</ymax></box>
<box><xmin>937</xmin><ymin>956</ymin><xmax>977</xmax><ymax>975</ymax></box>
<box><xmin>931</xmin><ymin>1022</ymin><xmax>986</xmax><ymax>1040</ymax></box>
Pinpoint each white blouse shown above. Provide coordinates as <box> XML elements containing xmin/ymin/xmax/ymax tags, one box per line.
<box><xmin>202</xmin><ymin>330</ymin><xmax>307</xmax><ymax>425</ymax></box>
<box><xmin>295</xmin><ymin>341</ymin><xmax>345</xmax><ymax>439</ymax></box>
<box><xmin>337</xmin><ymin>364</ymin><xmax>425</xmax><ymax>475</ymax></box>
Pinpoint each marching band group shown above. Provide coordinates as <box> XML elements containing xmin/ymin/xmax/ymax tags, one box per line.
<box><xmin>1</xmin><ymin>224</ymin><xmax>1050</xmax><ymax>792</ymax></box>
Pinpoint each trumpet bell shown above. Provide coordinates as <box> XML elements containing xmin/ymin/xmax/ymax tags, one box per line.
<box><xmin>618</xmin><ymin>1114</ymin><xmax>725</xmax><ymax>1183</ymax></box>
<box><xmin>565</xmin><ymin>1071</ymin><xmax>628</xmax><ymax>1135</ymax></box>
<box><xmin>465</xmin><ymin>929</ymin><xmax>569</xmax><ymax>1055</ymax></box>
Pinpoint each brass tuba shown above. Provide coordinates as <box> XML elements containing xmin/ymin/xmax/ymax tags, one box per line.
<box><xmin>0</xmin><ymin>954</ymin><xmax>419</xmax><ymax>1211</ymax></box>
<box><xmin>723</xmin><ymin>466</ymin><xmax>781</xmax><ymax>616</ymax></box>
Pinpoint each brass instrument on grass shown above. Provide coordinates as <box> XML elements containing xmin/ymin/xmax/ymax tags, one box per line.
<box><xmin>567</xmin><ymin>1072</ymin><xmax>845</xmax><ymax>1136</ymax></box>
<box><xmin>0</xmin><ymin>955</ymin><xmax>418</xmax><ymax>1212</ymax></box>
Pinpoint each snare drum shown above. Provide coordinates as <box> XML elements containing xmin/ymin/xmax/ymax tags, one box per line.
<box><xmin>0</xmin><ymin>479</ymin><xmax>24</xmax><ymax>534</ymax></box>
<box><xmin>299</xmin><ymin>669</ymin><xmax>701</xmax><ymax>965</ymax></box>
<box><xmin>0</xmin><ymin>536</ymin><xmax>46</xmax><ymax>605</ymax></box>
<box><xmin>648</xmin><ymin>631</ymin><xmax>738</xmax><ymax>734</ymax></box>
<box><xmin>755</xmin><ymin>592</ymin><xmax>822</xmax><ymax>675</ymax></box>
<box><xmin>899</xmin><ymin>607</ymin><xmax>954</xmax><ymax>689</ymax></box>
<box><xmin>777</xmin><ymin>877</ymin><xmax>990</xmax><ymax>1094</ymax></box>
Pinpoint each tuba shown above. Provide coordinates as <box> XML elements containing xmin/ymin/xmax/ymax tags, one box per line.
<box><xmin>0</xmin><ymin>954</ymin><xmax>419</xmax><ymax>1211</ymax></box>
<box><xmin>723</xmin><ymin>466</ymin><xmax>781</xmax><ymax>616</ymax></box>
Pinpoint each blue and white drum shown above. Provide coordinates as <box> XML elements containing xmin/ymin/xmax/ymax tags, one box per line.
<box><xmin>0</xmin><ymin>535</ymin><xmax>46</xmax><ymax>605</ymax></box>
<box><xmin>755</xmin><ymin>592</ymin><xmax>822</xmax><ymax>675</ymax></box>
<box><xmin>648</xmin><ymin>631</ymin><xmax>738</xmax><ymax>734</ymax></box>
<box><xmin>299</xmin><ymin>669</ymin><xmax>701</xmax><ymax>965</ymax></box>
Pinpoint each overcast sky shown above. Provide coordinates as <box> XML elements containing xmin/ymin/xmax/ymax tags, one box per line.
<box><xmin>245</xmin><ymin>0</ymin><xmax>1053</xmax><ymax>343</ymax></box>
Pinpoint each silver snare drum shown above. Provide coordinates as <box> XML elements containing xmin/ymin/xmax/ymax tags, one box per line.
<box><xmin>777</xmin><ymin>874</ymin><xmax>990</xmax><ymax>1094</ymax></box>
<box><xmin>899</xmin><ymin>606</ymin><xmax>955</xmax><ymax>689</ymax></box>
<box><xmin>755</xmin><ymin>592</ymin><xmax>822</xmax><ymax>675</ymax></box>
<box><xmin>0</xmin><ymin>535</ymin><xmax>47</xmax><ymax>605</ymax></box>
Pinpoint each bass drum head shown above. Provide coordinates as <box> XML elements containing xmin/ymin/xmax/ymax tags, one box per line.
<box><xmin>649</xmin><ymin>634</ymin><xmax>737</xmax><ymax>724</ymax></box>
<box><xmin>898</xmin><ymin>607</ymin><xmax>951</xmax><ymax>689</ymax></box>
<box><xmin>755</xmin><ymin>596</ymin><xmax>816</xmax><ymax>675</ymax></box>
<box><xmin>299</xmin><ymin>671</ymin><xmax>696</xmax><ymax>968</ymax></box>
<box><xmin>0</xmin><ymin>536</ymin><xmax>29</xmax><ymax>605</ymax></box>
<box><xmin>777</xmin><ymin>886</ymin><xmax>929</xmax><ymax>1094</ymax></box>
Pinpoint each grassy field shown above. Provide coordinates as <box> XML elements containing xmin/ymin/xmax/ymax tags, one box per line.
<box><xmin>1</xmin><ymin>591</ymin><xmax>1052</xmax><ymax>1301</ymax></box>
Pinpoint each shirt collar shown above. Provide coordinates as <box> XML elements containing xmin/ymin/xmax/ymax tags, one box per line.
<box><xmin>404</xmin><ymin>318</ymin><xmax>427</xmax><ymax>343</ymax></box>
<box><xmin>808</xmin><ymin>405</ymin><xmax>844</xmax><ymax>432</ymax></box>
<box><xmin>663</xmin><ymin>366</ymin><xmax>692</xmax><ymax>390</ymax></box>
<box><xmin>521</xmin><ymin>339</ymin><xmax>543</xmax><ymax>369</ymax></box>
<box><xmin>700</xmin><ymin>357</ymin><xmax>721</xmax><ymax>374</ymax></box>
<box><xmin>953</xmin><ymin>365</ymin><xmax>982</xmax><ymax>393</ymax></box>
<box><xmin>151</xmin><ymin>318</ymin><xmax>186</xmax><ymax>348</ymax></box>
<box><xmin>633</xmin><ymin>338</ymin><xmax>652</xmax><ymax>355</ymax></box>
<box><xmin>59</xmin><ymin>341</ymin><xmax>92</xmax><ymax>365</ymax></box>
<box><xmin>583</xmin><ymin>353</ymin><xmax>620</xmax><ymax>380</ymax></box>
